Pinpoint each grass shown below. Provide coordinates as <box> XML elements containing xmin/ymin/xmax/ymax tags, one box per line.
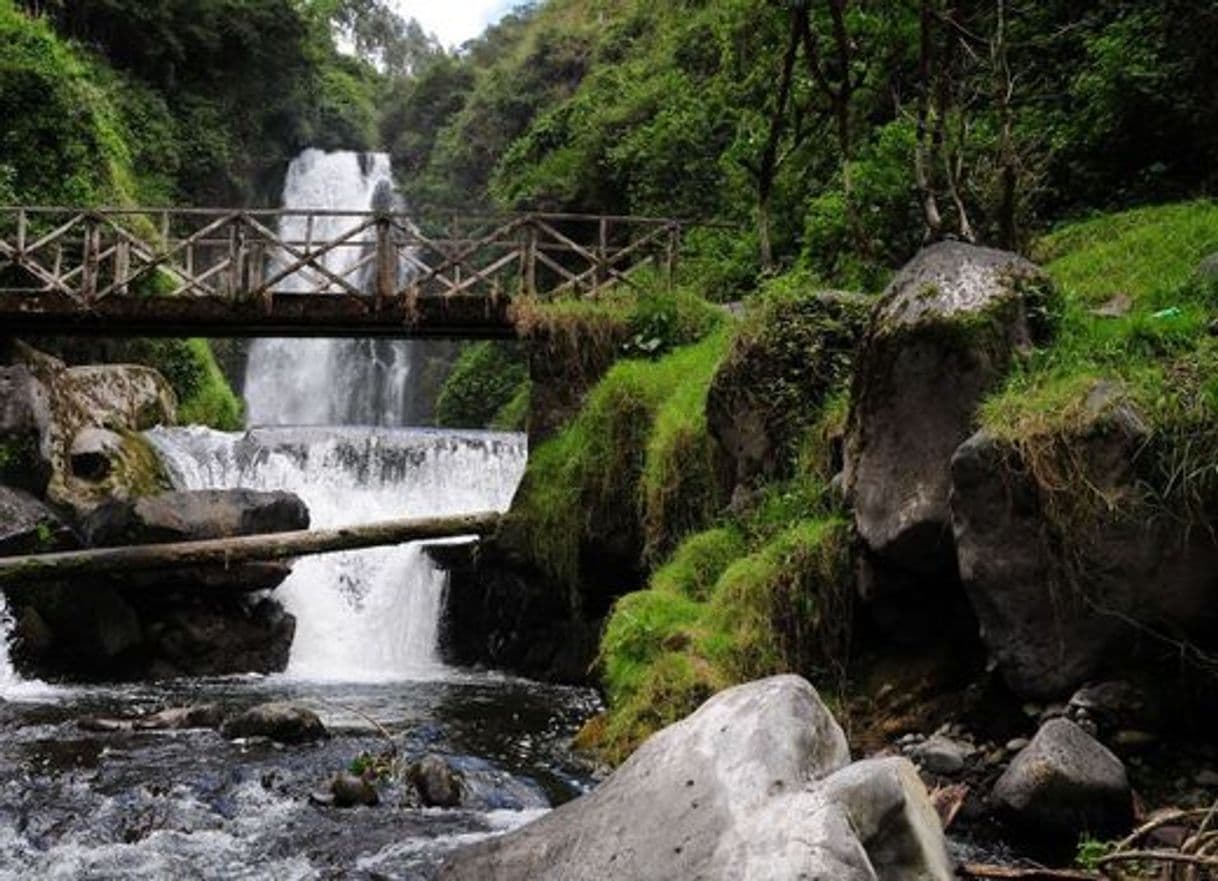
<box><xmin>507</xmin><ymin>327</ymin><xmax>730</xmax><ymax>585</ymax></box>
<box><xmin>978</xmin><ymin>199</ymin><xmax>1218</xmax><ymax>590</ymax></box>
<box><xmin>590</xmin><ymin>514</ymin><xmax>852</xmax><ymax>763</ymax></box>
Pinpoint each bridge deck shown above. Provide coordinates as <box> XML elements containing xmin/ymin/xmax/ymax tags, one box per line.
<box><xmin>0</xmin><ymin>208</ymin><xmax>694</xmax><ymax>339</ymax></box>
<box><xmin>0</xmin><ymin>290</ymin><xmax>516</xmax><ymax>339</ymax></box>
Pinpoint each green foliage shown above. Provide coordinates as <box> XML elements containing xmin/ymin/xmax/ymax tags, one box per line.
<box><xmin>509</xmin><ymin>328</ymin><xmax>729</xmax><ymax>585</ymax></box>
<box><xmin>1075</xmin><ymin>837</ymin><xmax>1114</xmax><ymax>871</ymax></box>
<box><xmin>5</xmin><ymin>0</ymin><xmax>387</xmax><ymax>206</ymax></box>
<box><xmin>0</xmin><ymin>2</ymin><xmax>158</xmax><ymax>205</ymax></box>
<box><xmin>593</xmin><ymin>516</ymin><xmax>851</xmax><ymax>762</ymax></box>
<box><xmin>639</xmin><ymin>328</ymin><xmax>729</xmax><ymax>562</ymax></box>
<box><xmin>434</xmin><ymin>342</ymin><xmax>528</xmax><ymax>429</ymax></box>
<box><xmin>981</xmin><ymin>200</ymin><xmax>1218</xmax><ymax>581</ymax></box>
<box><xmin>491</xmin><ymin>383</ymin><xmax>531</xmax><ymax>432</ymax></box>
<box><xmin>122</xmin><ymin>339</ymin><xmax>244</xmax><ymax>430</ymax></box>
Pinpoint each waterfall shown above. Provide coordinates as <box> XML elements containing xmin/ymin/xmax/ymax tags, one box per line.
<box><xmin>148</xmin><ymin>426</ymin><xmax>527</xmax><ymax>681</ymax></box>
<box><xmin>244</xmin><ymin>149</ymin><xmax>420</xmax><ymax>427</ymax></box>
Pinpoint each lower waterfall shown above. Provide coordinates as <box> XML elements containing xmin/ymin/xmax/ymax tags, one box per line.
<box><xmin>147</xmin><ymin>425</ymin><xmax>527</xmax><ymax>681</ymax></box>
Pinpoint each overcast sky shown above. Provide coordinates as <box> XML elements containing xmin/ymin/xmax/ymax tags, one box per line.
<box><xmin>390</xmin><ymin>0</ymin><xmax>519</xmax><ymax>47</ymax></box>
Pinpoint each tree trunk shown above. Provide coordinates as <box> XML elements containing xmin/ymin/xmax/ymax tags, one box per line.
<box><xmin>0</xmin><ymin>512</ymin><xmax>502</xmax><ymax>585</ymax></box>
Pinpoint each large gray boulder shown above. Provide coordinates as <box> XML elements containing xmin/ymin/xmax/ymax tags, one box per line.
<box><xmin>844</xmin><ymin>242</ymin><xmax>1053</xmax><ymax>579</ymax></box>
<box><xmin>5</xmin><ymin>345</ymin><xmax>177</xmax><ymax>514</ymax></box>
<box><xmin>0</xmin><ymin>486</ymin><xmax>76</xmax><ymax>555</ymax></box>
<box><xmin>993</xmin><ymin>719</ymin><xmax>1132</xmax><ymax>841</ymax></box>
<box><xmin>0</xmin><ymin>364</ymin><xmax>53</xmax><ymax>495</ymax></box>
<box><xmin>81</xmin><ymin>489</ymin><xmax>309</xmax><ymax>594</ymax></box>
<box><xmin>83</xmin><ymin>489</ymin><xmax>309</xmax><ymax>546</ymax></box>
<box><xmin>950</xmin><ymin>389</ymin><xmax>1218</xmax><ymax>698</ymax></box>
<box><xmin>440</xmin><ymin>675</ymin><xmax>952</xmax><ymax>881</ymax></box>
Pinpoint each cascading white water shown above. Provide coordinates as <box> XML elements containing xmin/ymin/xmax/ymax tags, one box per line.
<box><xmin>244</xmin><ymin>148</ymin><xmax>419</xmax><ymax>427</ymax></box>
<box><xmin>148</xmin><ymin>426</ymin><xmax>526</xmax><ymax>681</ymax></box>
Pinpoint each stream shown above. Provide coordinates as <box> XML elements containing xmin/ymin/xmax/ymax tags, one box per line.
<box><xmin>0</xmin><ymin>675</ymin><xmax>599</xmax><ymax>879</ymax></box>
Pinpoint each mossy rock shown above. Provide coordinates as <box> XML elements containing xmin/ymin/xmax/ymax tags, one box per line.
<box><xmin>706</xmin><ymin>287</ymin><xmax>870</xmax><ymax>497</ymax></box>
<box><xmin>844</xmin><ymin>241</ymin><xmax>1055</xmax><ymax>580</ymax></box>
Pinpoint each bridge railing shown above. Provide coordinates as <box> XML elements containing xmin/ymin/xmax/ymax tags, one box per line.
<box><xmin>0</xmin><ymin>207</ymin><xmax>688</xmax><ymax>305</ymax></box>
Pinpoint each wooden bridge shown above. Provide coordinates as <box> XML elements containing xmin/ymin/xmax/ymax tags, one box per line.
<box><xmin>0</xmin><ymin>207</ymin><xmax>690</xmax><ymax>338</ymax></box>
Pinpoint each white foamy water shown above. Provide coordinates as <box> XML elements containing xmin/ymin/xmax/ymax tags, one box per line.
<box><xmin>244</xmin><ymin>148</ymin><xmax>420</xmax><ymax>428</ymax></box>
<box><xmin>147</xmin><ymin>426</ymin><xmax>526</xmax><ymax>682</ymax></box>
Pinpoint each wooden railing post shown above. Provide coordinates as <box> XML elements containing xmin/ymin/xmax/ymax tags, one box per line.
<box><xmin>227</xmin><ymin>215</ymin><xmax>247</xmax><ymax>300</ymax></box>
<box><xmin>81</xmin><ymin>214</ymin><xmax>101</xmax><ymax>302</ymax></box>
<box><xmin>524</xmin><ymin>217</ymin><xmax>538</xmax><ymax>297</ymax></box>
<box><xmin>666</xmin><ymin>222</ymin><xmax>681</xmax><ymax>292</ymax></box>
<box><xmin>15</xmin><ymin>209</ymin><xmax>27</xmax><ymax>261</ymax></box>
<box><xmin>114</xmin><ymin>239</ymin><xmax>130</xmax><ymax>296</ymax></box>
<box><xmin>450</xmin><ymin>215</ymin><xmax>462</xmax><ymax>289</ymax></box>
<box><xmin>375</xmin><ymin>214</ymin><xmax>395</xmax><ymax>309</ymax></box>
<box><xmin>595</xmin><ymin>216</ymin><xmax>608</xmax><ymax>299</ymax></box>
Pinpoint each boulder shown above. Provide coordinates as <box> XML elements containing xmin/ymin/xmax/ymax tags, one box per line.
<box><xmin>950</xmin><ymin>392</ymin><xmax>1218</xmax><ymax>698</ymax></box>
<box><xmin>993</xmin><ymin>718</ymin><xmax>1132</xmax><ymax>842</ymax></box>
<box><xmin>6</xmin><ymin>582</ymin><xmax>142</xmax><ymax>674</ymax></box>
<box><xmin>1066</xmin><ymin>680</ymin><xmax>1162</xmax><ymax>739</ymax></box>
<box><xmin>81</xmin><ymin>489</ymin><xmax>309</xmax><ymax>594</ymax></box>
<box><xmin>0</xmin><ymin>486</ymin><xmax>76</xmax><ymax>555</ymax></box>
<box><xmin>220</xmin><ymin>701</ymin><xmax>326</xmax><ymax>744</ymax></box>
<box><xmin>9</xmin><ymin>343</ymin><xmax>177</xmax><ymax>514</ymax></box>
<box><xmin>441</xmin><ymin>675</ymin><xmax>953</xmax><ymax>881</ymax></box>
<box><xmin>140</xmin><ymin>597</ymin><xmax>295</xmax><ymax>677</ymax></box>
<box><xmin>706</xmin><ymin>291</ymin><xmax>869</xmax><ymax>496</ymax></box>
<box><xmin>408</xmin><ymin>754</ymin><xmax>464</xmax><ymax>808</ymax></box>
<box><xmin>844</xmin><ymin>242</ymin><xmax>1053</xmax><ymax>579</ymax></box>
<box><xmin>0</xmin><ymin>364</ymin><xmax>53</xmax><ymax>495</ymax></box>
<box><xmin>328</xmin><ymin>771</ymin><xmax>380</xmax><ymax>807</ymax></box>
<box><xmin>83</xmin><ymin>489</ymin><xmax>310</xmax><ymax>547</ymax></box>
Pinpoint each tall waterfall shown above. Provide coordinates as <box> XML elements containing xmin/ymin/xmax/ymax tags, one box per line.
<box><xmin>157</xmin><ymin>148</ymin><xmax>524</xmax><ymax>681</ymax></box>
<box><xmin>148</xmin><ymin>426</ymin><xmax>527</xmax><ymax>680</ymax></box>
<box><xmin>244</xmin><ymin>149</ymin><xmax>420</xmax><ymax>427</ymax></box>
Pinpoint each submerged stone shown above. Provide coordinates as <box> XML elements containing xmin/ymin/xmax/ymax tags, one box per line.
<box><xmin>221</xmin><ymin>702</ymin><xmax>327</xmax><ymax>744</ymax></box>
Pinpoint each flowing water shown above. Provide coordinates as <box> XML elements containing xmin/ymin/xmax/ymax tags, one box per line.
<box><xmin>244</xmin><ymin>149</ymin><xmax>423</xmax><ymax>427</ymax></box>
<box><xmin>0</xmin><ymin>149</ymin><xmax>601</xmax><ymax>878</ymax></box>
<box><xmin>145</xmin><ymin>425</ymin><xmax>527</xmax><ymax>680</ymax></box>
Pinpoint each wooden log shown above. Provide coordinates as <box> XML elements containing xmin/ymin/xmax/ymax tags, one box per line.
<box><xmin>958</xmin><ymin>864</ymin><xmax>1099</xmax><ymax>880</ymax></box>
<box><xmin>0</xmin><ymin>511</ymin><xmax>502</xmax><ymax>586</ymax></box>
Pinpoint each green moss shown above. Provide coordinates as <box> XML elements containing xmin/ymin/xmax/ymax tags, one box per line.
<box><xmin>131</xmin><ymin>339</ymin><xmax>242</xmax><ymax>430</ymax></box>
<box><xmin>640</xmin><ymin>328</ymin><xmax>729</xmax><ymax>562</ymax></box>
<box><xmin>435</xmin><ymin>342</ymin><xmax>528</xmax><ymax>429</ymax></box>
<box><xmin>650</xmin><ymin>526</ymin><xmax>746</xmax><ymax>601</ymax></box>
<box><xmin>508</xmin><ymin>327</ymin><xmax>729</xmax><ymax>585</ymax></box>
<box><xmin>708</xmin><ymin>275</ymin><xmax>870</xmax><ymax>487</ymax></box>
<box><xmin>491</xmin><ymin>383</ymin><xmax>531</xmax><ymax>431</ymax></box>
<box><xmin>590</xmin><ymin>516</ymin><xmax>851</xmax><ymax>763</ymax></box>
<box><xmin>0</xmin><ymin>2</ymin><xmax>174</xmax><ymax>206</ymax></box>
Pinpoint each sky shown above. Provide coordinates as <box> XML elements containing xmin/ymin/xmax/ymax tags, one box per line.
<box><xmin>391</xmin><ymin>0</ymin><xmax>519</xmax><ymax>48</ymax></box>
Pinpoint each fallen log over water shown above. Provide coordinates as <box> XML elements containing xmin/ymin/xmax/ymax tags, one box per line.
<box><xmin>0</xmin><ymin>511</ymin><xmax>501</xmax><ymax>585</ymax></box>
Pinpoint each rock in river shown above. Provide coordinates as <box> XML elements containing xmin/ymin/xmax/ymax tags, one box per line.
<box><xmin>408</xmin><ymin>754</ymin><xmax>464</xmax><ymax>808</ymax></box>
<box><xmin>221</xmin><ymin>702</ymin><xmax>327</xmax><ymax>744</ymax></box>
<box><xmin>440</xmin><ymin>675</ymin><xmax>952</xmax><ymax>881</ymax></box>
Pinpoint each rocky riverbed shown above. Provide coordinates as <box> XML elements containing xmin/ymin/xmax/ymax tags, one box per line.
<box><xmin>0</xmin><ymin>673</ymin><xmax>600</xmax><ymax>880</ymax></box>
